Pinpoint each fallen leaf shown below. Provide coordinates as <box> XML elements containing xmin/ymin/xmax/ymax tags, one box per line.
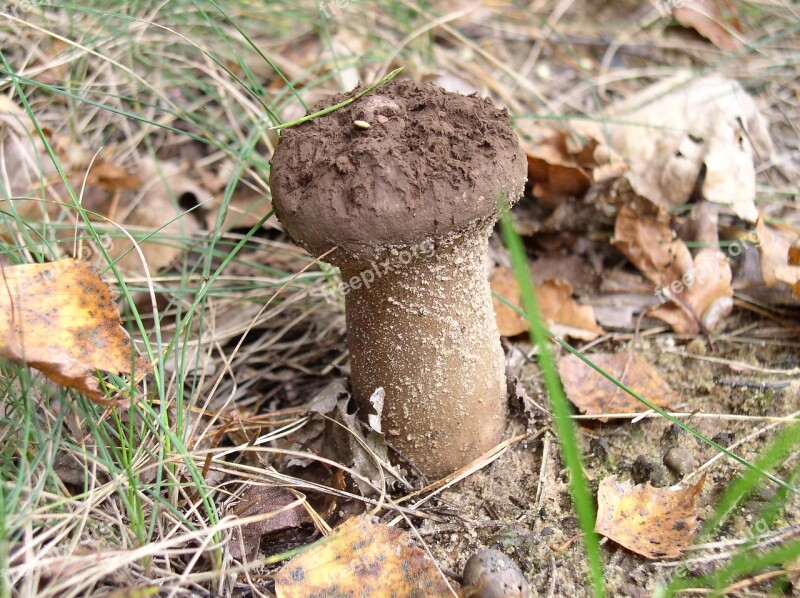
<box><xmin>0</xmin><ymin>110</ymin><xmax>57</xmax><ymax>230</ymax></box>
<box><xmin>789</xmin><ymin>243</ymin><xmax>800</xmax><ymax>266</ymax></box>
<box><xmin>597</xmin><ymin>74</ymin><xmax>772</xmax><ymax>222</ymax></box>
<box><xmin>106</xmin><ymin>158</ymin><xmax>207</xmax><ymax>274</ymax></box>
<box><xmin>524</xmin><ymin>129</ymin><xmax>593</xmax><ymax>208</ymax></box>
<box><xmin>674</xmin><ymin>0</ymin><xmax>744</xmax><ymax>51</ymax></box>
<box><xmin>613</xmin><ymin>198</ymin><xmax>733</xmax><ymax>333</ymax></box>
<box><xmin>756</xmin><ymin>219</ymin><xmax>800</xmax><ymax>302</ymax></box>
<box><xmin>557</xmin><ymin>352</ymin><xmax>677</xmax><ymax>419</ymax></box>
<box><xmin>491</xmin><ymin>266</ymin><xmax>529</xmax><ymax>336</ymax></box>
<box><xmin>538</xmin><ymin>278</ymin><xmax>603</xmax><ymax>341</ymax></box>
<box><xmin>207</xmin><ymin>187</ymin><xmax>273</xmax><ymax>231</ymax></box>
<box><xmin>275</xmin><ymin>379</ymin><xmax>408</xmax><ymax>496</ymax></box>
<box><xmin>531</xmin><ymin>254</ymin><xmax>598</xmax><ymax>297</ymax></box>
<box><xmin>229</xmin><ymin>485</ymin><xmax>307</xmax><ymax>561</ymax></box>
<box><xmin>613</xmin><ymin>199</ymin><xmax>694</xmax><ymax>287</ymax></box>
<box><xmin>273</xmin><ymin>515</ymin><xmax>452</xmax><ymax>597</ymax></box>
<box><xmin>86</xmin><ymin>160</ymin><xmax>142</xmax><ymax>192</ymax></box>
<box><xmin>786</xmin><ymin>241</ymin><xmax>800</xmax><ymax>301</ymax></box>
<box><xmin>595</xmin><ymin>474</ymin><xmax>706</xmax><ymax>559</ymax></box>
<box><xmin>650</xmin><ymin>248</ymin><xmax>733</xmax><ymax>333</ymax></box>
<box><xmin>0</xmin><ymin>259</ymin><xmax>148</xmax><ymax>405</ymax></box>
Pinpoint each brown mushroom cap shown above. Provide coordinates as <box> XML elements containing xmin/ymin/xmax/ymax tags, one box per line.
<box><xmin>269</xmin><ymin>79</ymin><xmax>527</xmax><ymax>263</ymax></box>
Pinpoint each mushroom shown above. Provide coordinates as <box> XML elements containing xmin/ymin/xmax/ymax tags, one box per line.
<box><xmin>269</xmin><ymin>79</ymin><xmax>527</xmax><ymax>477</ymax></box>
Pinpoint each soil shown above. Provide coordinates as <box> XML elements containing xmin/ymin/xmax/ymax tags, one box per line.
<box><xmin>411</xmin><ymin>324</ymin><xmax>800</xmax><ymax>597</ymax></box>
<box><xmin>268</xmin><ymin>78</ymin><xmax>527</xmax><ymax>263</ymax></box>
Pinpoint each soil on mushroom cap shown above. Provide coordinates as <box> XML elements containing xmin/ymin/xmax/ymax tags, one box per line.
<box><xmin>269</xmin><ymin>78</ymin><xmax>527</xmax><ymax>262</ymax></box>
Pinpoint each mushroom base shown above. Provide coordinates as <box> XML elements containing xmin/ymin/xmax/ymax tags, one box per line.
<box><xmin>341</xmin><ymin>225</ymin><xmax>507</xmax><ymax>478</ymax></box>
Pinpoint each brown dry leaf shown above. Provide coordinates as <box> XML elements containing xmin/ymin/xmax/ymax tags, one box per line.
<box><xmin>790</xmin><ymin>243</ymin><xmax>800</xmax><ymax>266</ymax></box>
<box><xmin>674</xmin><ymin>0</ymin><xmax>744</xmax><ymax>51</ymax></box>
<box><xmin>229</xmin><ymin>485</ymin><xmax>307</xmax><ymax>561</ymax></box>
<box><xmin>490</xmin><ymin>266</ymin><xmax>529</xmax><ymax>336</ymax></box>
<box><xmin>207</xmin><ymin>187</ymin><xmax>273</xmax><ymax>231</ymax></box>
<box><xmin>86</xmin><ymin>160</ymin><xmax>142</xmax><ymax>192</ymax></box>
<box><xmin>557</xmin><ymin>352</ymin><xmax>677</xmax><ymax>419</ymax></box>
<box><xmin>538</xmin><ymin>278</ymin><xmax>602</xmax><ymax>341</ymax></box>
<box><xmin>775</xmin><ymin>268</ymin><xmax>800</xmax><ymax>302</ymax></box>
<box><xmin>612</xmin><ymin>196</ymin><xmax>733</xmax><ymax>333</ymax></box>
<box><xmin>613</xmin><ymin>200</ymin><xmax>694</xmax><ymax>287</ymax></box>
<box><xmin>273</xmin><ymin>515</ymin><xmax>452</xmax><ymax>597</ymax></box>
<box><xmin>787</xmin><ymin>241</ymin><xmax>800</xmax><ymax>301</ymax></box>
<box><xmin>531</xmin><ymin>254</ymin><xmax>598</xmax><ymax>296</ymax></box>
<box><xmin>525</xmin><ymin>129</ymin><xmax>593</xmax><ymax>208</ymax></box>
<box><xmin>0</xmin><ymin>259</ymin><xmax>148</xmax><ymax>405</ymax></box>
<box><xmin>598</xmin><ymin>74</ymin><xmax>772</xmax><ymax>222</ymax></box>
<box><xmin>105</xmin><ymin>158</ymin><xmax>206</xmax><ymax>275</ymax></box>
<box><xmin>0</xmin><ymin>108</ymin><xmax>57</xmax><ymax>229</ymax></box>
<box><xmin>595</xmin><ymin>474</ymin><xmax>706</xmax><ymax>560</ymax></box>
<box><xmin>650</xmin><ymin>248</ymin><xmax>733</xmax><ymax>333</ymax></box>
<box><xmin>756</xmin><ymin>219</ymin><xmax>800</xmax><ymax>301</ymax></box>
<box><xmin>53</xmin><ymin>157</ymin><xmax>206</xmax><ymax>271</ymax></box>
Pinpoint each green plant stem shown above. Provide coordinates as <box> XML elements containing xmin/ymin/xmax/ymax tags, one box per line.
<box><xmin>500</xmin><ymin>212</ymin><xmax>606</xmax><ymax>598</ymax></box>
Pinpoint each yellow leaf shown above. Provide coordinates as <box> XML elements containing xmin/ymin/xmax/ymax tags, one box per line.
<box><xmin>595</xmin><ymin>474</ymin><xmax>706</xmax><ymax>560</ymax></box>
<box><xmin>0</xmin><ymin>259</ymin><xmax>148</xmax><ymax>405</ymax></box>
<box><xmin>273</xmin><ymin>515</ymin><xmax>452</xmax><ymax>597</ymax></box>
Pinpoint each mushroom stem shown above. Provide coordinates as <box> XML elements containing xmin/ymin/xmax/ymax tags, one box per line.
<box><xmin>341</xmin><ymin>223</ymin><xmax>506</xmax><ymax>477</ymax></box>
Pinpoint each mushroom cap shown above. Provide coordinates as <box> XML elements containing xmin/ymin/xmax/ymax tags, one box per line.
<box><xmin>269</xmin><ymin>79</ymin><xmax>527</xmax><ymax>263</ymax></box>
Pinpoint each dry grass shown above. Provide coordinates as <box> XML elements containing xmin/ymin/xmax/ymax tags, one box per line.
<box><xmin>1</xmin><ymin>1</ymin><xmax>799</xmax><ymax>596</ymax></box>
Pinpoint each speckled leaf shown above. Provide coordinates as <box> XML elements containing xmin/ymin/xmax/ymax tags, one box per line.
<box><xmin>0</xmin><ymin>259</ymin><xmax>148</xmax><ymax>405</ymax></box>
<box><xmin>558</xmin><ymin>352</ymin><xmax>677</xmax><ymax>419</ymax></box>
<box><xmin>595</xmin><ymin>474</ymin><xmax>706</xmax><ymax>559</ymax></box>
<box><xmin>273</xmin><ymin>515</ymin><xmax>452</xmax><ymax>597</ymax></box>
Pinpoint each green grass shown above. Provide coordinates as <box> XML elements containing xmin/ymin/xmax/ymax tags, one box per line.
<box><xmin>0</xmin><ymin>2</ymin><xmax>304</xmax><ymax>595</ymax></box>
<box><xmin>501</xmin><ymin>212</ymin><xmax>607</xmax><ymax>597</ymax></box>
<box><xmin>494</xmin><ymin>258</ymin><xmax>800</xmax><ymax>597</ymax></box>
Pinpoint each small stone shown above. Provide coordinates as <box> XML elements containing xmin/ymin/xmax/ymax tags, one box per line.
<box><xmin>662</xmin><ymin>423</ymin><xmax>685</xmax><ymax>444</ymax></box>
<box><xmin>754</xmin><ymin>484</ymin><xmax>776</xmax><ymax>502</ymax></box>
<box><xmin>631</xmin><ymin>455</ymin><xmax>666</xmax><ymax>487</ymax></box>
<box><xmin>686</xmin><ymin>338</ymin><xmax>707</xmax><ymax>355</ymax></box>
<box><xmin>589</xmin><ymin>437</ymin><xmax>610</xmax><ymax>461</ymax></box>
<box><xmin>663</xmin><ymin>447</ymin><xmax>695</xmax><ymax>477</ymax></box>
<box><xmin>461</xmin><ymin>549</ymin><xmax>529</xmax><ymax>598</ymax></box>
<box><xmin>711</xmin><ymin>432</ymin><xmax>735</xmax><ymax>447</ymax></box>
